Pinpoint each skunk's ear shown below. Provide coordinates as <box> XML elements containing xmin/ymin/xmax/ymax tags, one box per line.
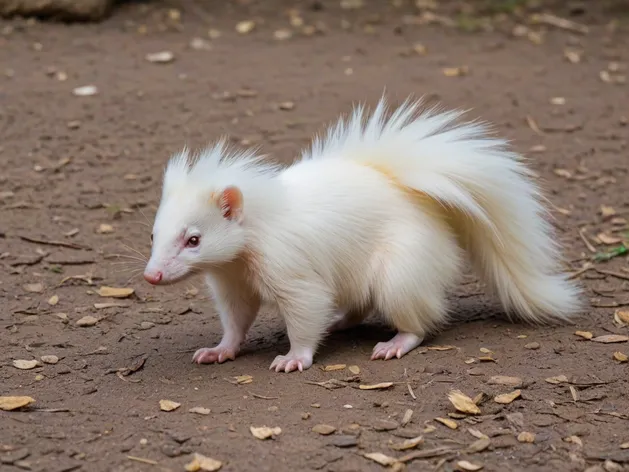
<box><xmin>217</xmin><ymin>186</ymin><xmax>243</xmax><ymax>222</ymax></box>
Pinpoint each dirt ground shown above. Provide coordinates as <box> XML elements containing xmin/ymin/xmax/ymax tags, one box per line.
<box><xmin>1</xmin><ymin>1</ymin><xmax>629</xmax><ymax>471</ymax></box>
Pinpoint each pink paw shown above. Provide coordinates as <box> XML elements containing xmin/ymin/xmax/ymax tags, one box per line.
<box><xmin>192</xmin><ymin>345</ymin><xmax>237</xmax><ymax>364</ymax></box>
<box><xmin>371</xmin><ymin>332</ymin><xmax>424</xmax><ymax>361</ymax></box>
<box><xmin>269</xmin><ymin>351</ymin><xmax>313</xmax><ymax>373</ymax></box>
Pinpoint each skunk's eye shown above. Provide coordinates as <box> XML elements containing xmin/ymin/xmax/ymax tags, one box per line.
<box><xmin>186</xmin><ymin>236</ymin><xmax>200</xmax><ymax>248</ymax></box>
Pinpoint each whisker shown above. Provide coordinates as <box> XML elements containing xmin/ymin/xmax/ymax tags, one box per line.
<box><xmin>138</xmin><ymin>207</ymin><xmax>153</xmax><ymax>226</ymax></box>
<box><xmin>119</xmin><ymin>243</ymin><xmax>148</xmax><ymax>261</ymax></box>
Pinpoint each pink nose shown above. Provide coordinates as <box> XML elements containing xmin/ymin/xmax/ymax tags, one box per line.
<box><xmin>143</xmin><ymin>270</ymin><xmax>163</xmax><ymax>285</ymax></box>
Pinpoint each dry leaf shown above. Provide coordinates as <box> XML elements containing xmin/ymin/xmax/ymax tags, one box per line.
<box><xmin>545</xmin><ymin>375</ymin><xmax>569</xmax><ymax>384</ymax></box>
<box><xmin>457</xmin><ymin>460</ymin><xmax>483</xmax><ymax>471</ymax></box>
<box><xmin>466</xmin><ymin>437</ymin><xmax>491</xmax><ymax>454</ymax></box>
<box><xmin>359</xmin><ymin>382</ymin><xmax>393</xmax><ymax>390</ymax></box>
<box><xmin>184</xmin><ymin>453</ymin><xmax>223</xmax><ymax>472</ymax></box>
<box><xmin>553</xmin><ymin>168</ymin><xmax>572</xmax><ymax>178</ymax></box>
<box><xmin>13</xmin><ymin>359</ymin><xmax>38</xmax><ymax>370</ymax></box>
<box><xmin>97</xmin><ymin>286</ymin><xmax>134</xmax><ymax>298</ymax></box>
<box><xmin>250</xmin><ymin>426</ymin><xmax>281</xmax><ymax>440</ymax></box>
<box><xmin>401</xmin><ymin>409</ymin><xmax>413</xmax><ymax>426</ymax></box>
<box><xmin>189</xmin><ymin>407</ymin><xmax>211</xmax><ymax>415</ymax></box>
<box><xmin>575</xmin><ymin>331</ymin><xmax>593</xmax><ymax>340</ymax></box>
<box><xmin>48</xmin><ymin>294</ymin><xmax>59</xmax><ymax>306</ymax></box>
<box><xmin>390</xmin><ymin>435</ymin><xmax>424</xmax><ymax>451</ymax></box>
<box><xmin>236</xmin><ymin>20</ymin><xmax>256</xmax><ymax>34</ymax></box>
<box><xmin>597</xmin><ymin>233</ymin><xmax>623</xmax><ymax>245</ymax></box>
<box><xmin>348</xmin><ymin>365</ymin><xmax>360</xmax><ymax>374</ymax></box>
<box><xmin>364</xmin><ymin>452</ymin><xmax>399</xmax><ymax>467</ymax></box>
<box><xmin>487</xmin><ymin>376</ymin><xmax>523</xmax><ymax>387</ymax></box>
<box><xmin>479</xmin><ymin>347</ymin><xmax>492</xmax><ymax>354</ymax></box>
<box><xmin>96</xmin><ymin>223</ymin><xmax>114</xmax><ymax>234</ymax></box>
<box><xmin>615</xmin><ymin>310</ymin><xmax>629</xmax><ymax>325</ymax></box>
<box><xmin>517</xmin><ymin>432</ymin><xmax>536</xmax><ymax>443</ymax></box>
<box><xmin>73</xmin><ymin>85</ymin><xmax>98</xmax><ymax>96</ymax></box>
<box><xmin>427</xmin><ymin>345</ymin><xmax>456</xmax><ymax>351</ymax></box>
<box><xmin>600</xmin><ymin>205</ymin><xmax>616</xmax><ymax>218</ymax></box>
<box><xmin>233</xmin><ymin>375</ymin><xmax>253</xmax><ymax>384</ymax></box>
<box><xmin>76</xmin><ymin>315</ymin><xmax>99</xmax><ymax>327</ymax></box>
<box><xmin>613</xmin><ymin>352</ymin><xmax>628</xmax><ymax>362</ymax></box>
<box><xmin>435</xmin><ymin>417</ymin><xmax>458</xmax><ymax>429</ymax></box>
<box><xmin>448</xmin><ymin>390</ymin><xmax>481</xmax><ymax>415</ymax></box>
<box><xmin>0</xmin><ymin>396</ymin><xmax>35</xmax><ymax>411</ymax></box>
<box><xmin>312</xmin><ymin>424</ymin><xmax>336</xmax><ymax>435</ymax></box>
<box><xmin>592</xmin><ymin>335</ymin><xmax>629</xmax><ymax>344</ymax></box>
<box><xmin>278</xmin><ymin>101</ymin><xmax>295</xmax><ymax>111</ymax></box>
<box><xmin>478</xmin><ymin>356</ymin><xmax>496</xmax><ymax>363</ymax></box>
<box><xmin>322</xmin><ymin>364</ymin><xmax>346</xmax><ymax>371</ymax></box>
<box><xmin>159</xmin><ymin>399</ymin><xmax>181</xmax><ymax>412</ymax></box>
<box><xmin>468</xmin><ymin>428</ymin><xmax>489</xmax><ymax>440</ymax></box>
<box><xmin>146</xmin><ymin>51</ymin><xmax>175</xmax><ymax>64</ymax></box>
<box><xmin>564</xmin><ymin>49</ymin><xmax>581</xmax><ymax>63</ymax></box>
<box><xmin>443</xmin><ymin>66</ymin><xmax>469</xmax><ymax>77</ymax></box>
<box><xmin>494</xmin><ymin>390</ymin><xmax>521</xmax><ymax>404</ymax></box>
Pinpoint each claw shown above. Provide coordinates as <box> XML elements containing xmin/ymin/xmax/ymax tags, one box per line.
<box><xmin>371</xmin><ymin>332</ymin><xmax>424</xmax><ymax>361</ymax></box>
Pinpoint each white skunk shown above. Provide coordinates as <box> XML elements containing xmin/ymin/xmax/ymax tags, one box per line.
<box><xmin>144</xmin><ymin>96</ymin><xmax>582</xmax><ymax>373</ymax></box>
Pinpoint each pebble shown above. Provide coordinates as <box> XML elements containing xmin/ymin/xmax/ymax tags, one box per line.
<box><xmin>140</xmin><ymin>321</ymin><xmax>155</xmax><ymax>330</ymax></box>
<box><xmin>372</xmin><ymin>419</ymin><xmax>399</xmax><ymax>431</ymax></box>
<box><xmin>41</xmin><ymin>355</ymin><xmax>59</xmax><ymax>364</ymax></box>
<box><xmin>0</xmin><ymin>448</ymin><xmax>30</xmax><ymax>464</ymax></box>
<box><xmin>76</xmin><ymin>315</ymin><xmax>98</xmax><ymax>327</ymax></box>
<box><xmin>525</xmin><ymin>342</ymin><xmax>540</xmax><ymax>350</ymax></box>
<box><xmin>328</xmin><ymin>435</ymin><xmax>358</xmax><ymax>448</ymax></box>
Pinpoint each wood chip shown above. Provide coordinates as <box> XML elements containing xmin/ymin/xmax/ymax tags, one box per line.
<box><xmin>457</xmin><ymin>460</ymin><xmax>483</xmax><ymax>471</ymax></box>
<box><xmin>0</xmin><ymin>396</ymin><xmax>35</xmax><ymax>411</ymax></box>
<box><xmin>250</xmin><ymin>426</ymin><xmax>281</xmax><ymax>440</ymax></box>
<box><xmin>517</xmin><ymin>432</ymin><xmax>536</xmax><ymax>443</ymax></box>
<box><xmin>159</xmin><ymin>399</ymin><xmax>181</xmax><ymax>412</ymax></box>
<box><xmin>146</xmin><ymin>51</ymin><xmax>175</xmax><ymax>64</ymax></box>
<box><xmin>364</xmin><ymin>452</ymin><xmax>399</xmax><ymax>467</ymax></box>
<box><xmin>390</xmin><ymin>435</ymin><xmax>424</xmax><ymax>451</ymax></box>
<box><xmin>97</xmin><ymin>286</ymin><xmax>134</xmax><ymax>298</ymax></box>
<box><xmin>435</xmin><ymin>417</ymin><xmax>458</xmax><ymax>429</ymax></box>
<box><xmin>359</xmin><ymin>382</ymin><xmax>393</xmax><ymax>390</ymax></box>
<box><xmin>233</xmin><ymin>375</ymin><xmax>253</xmax><ymax>384</ymax></box>
<box><xmin>13</xmin><ymin>359</ymin><xmax>38</xmax><ymax>370</ymax></box>
<box><xmin>184</xmin><ymin>453</ymin><xmax>223</xmax><ymax>472</ymax></box>
<box><xmin>487</xmin><ymin>376</ymin><xmax>523</xmax><ymax>387</ymax></box>
<box><xmin>312</xmin><ymin>424</ymin><xmax>336</xmax><ymax>435</ymax></box>
<box><xmin>448</xmin><ymin>390</ymin><xmax>481</xmax><ymax>415</ymax></box>
<box><xmin>575</xmin><ymin>331</ymin><xmax>593</xmax><ymax>340</ymax></box>
<box><xmin>322</xmin><ymin>364</ymin><xmax>346</xmax><ymax>371</ymax></box>
<box><xmin>494</xmin><ymin>390</ymin><xmax>521</xmax><ymax>404</ymax></box>
<box><xmin>348</xmin><ymin>365</ymin><xmax>361</xmax><ymax>375</ymax></box>
<box><xmin>592</xmin><ymin>335</ymin><xmax>629</xmax><ymax>344</ymax></box>
<box><xmin>427</xmin><ymin>345</ymin><xmax>456</xmax><ymax>351</ymax></box>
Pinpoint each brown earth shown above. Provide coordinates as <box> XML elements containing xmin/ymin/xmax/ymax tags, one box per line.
<box><xmin>1</xmin><ymin>1</ymin><xmax>629</xmax><ymax>472</ymax></box>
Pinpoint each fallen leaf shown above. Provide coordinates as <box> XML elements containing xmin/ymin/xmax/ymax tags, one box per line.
<box><xmin>236</xmin><ymin>20</ymin><xmax>256</xmax><ymax>34</ymax></box>
<box><xmin>73</xmin><ymin>85</ymin><xmax>98</xmax><ymax>96</ymax></box>
<box><xmin>554</xmin><ymin>168</ymin><xmax>572</xmax><ymax>178</ymax></box>
<box><xmin>184</xmin><ymin>453</ymin><xmax>223</xmax><ymax>472</ymax></box>
<box><xmin>41</xmin><ymin>355</ymin><xmax>59</xmax><ymax>364</ymax></box>
<box><xmin>348</xmin><ymin>365</ymin><xmax>360</xmax><ymax>374</ymax></box>
<box><xmin>401</xmin><ymin>409</ymin><xmax>413</xmax><ymax>426</ymax></box>
<box><xmin>465</xmin><ymin>437</ymin><xmax>491</xmax><ymax>454</ymax></box>
<box><xmin>364</xmin><ymin>452</ymin><xmax>399</xmax><ymax>467</ymax></box>
<box><xmin>435</xmin><ymin>417</ymin><xmax>458</xmax><ymax>429</ymax></box>
<box><xmin>478</xmin><ymin>356</ymin><xmax>496</xmax><ymax>363</ymax></box>
<box><xmin>146</xmin><ymin>51</ymin><xmax>175</xmax><ymax>64</ymax></box>
<box><xmin>615</xmin><ymin>310</ymin><xmax>629</xmax><ymax>325</ymax></box>
<box><xmin>322</xmin><ymin>364</ymin><xmax>346</xmax><ymax>371</ymax></box>
<box><xmin>448</xmin><ymin>390</ymin><xmax>481</xmax><ymax>415</ymax></box>
<box><xmin>487</xmin><ymin>376</ymin><xmax>523</xmax><ymax>387</ymax></box>
<box><xmin>518</xmin><ymin>432</ymin><xmax>536</xmax><ymax>443</ymax></box>
<box><xmin>76</xmin><ymin>315</ymin><xmax>99</xmax><ymax>327</ymax></box>
<box><xmin>467</xmin><ymin>428</ymin><xmax>489</xmax><ymax>440</ymax></box>
<box><xmin>359</xmin><ymin>382</ymin><xmax>393</xmax><ymax>390</ymax></box>
<box><xmin>600</xmin><ymin>205</ymin><xmax>617</xmax><ymax>219</ymax></box>
<box><xmin>494</xmin><ymin>390</ymin><xmax>521</xmax><ymax>404</ymax></box>
<box><xmin>47</xmin><ymin>294</ymin><xmax>59</xmax><ymax>306</ymax></box>
<box><xmin>545</xmin><ymin>375</ymin><xmax>570</xmax><ymax>384</ymax></box>
<box><xmin>479</xmin><ymin>347</ymin><xmax>493</xmax><ymax>354</ymax></box>
<box><xmin>564</xmin><ymin>50</ymin><xmax>581</xmax><ymax>63</ymax></box>
<box><xmin>443</xmin><ymin>66</ymin><xmax>469</xmax><ymax>77</ymax></box>
<box><xmin>23</xmin><ymin>283</ymin><xmax>43</xmax><ymax>293</ymax></box>
<box><xmin>597</xmin><ymin>232</ymin><xmax>623</xmax><ymax>245</ymax></box>
<box><xmin>613</xmin><ymin>352</ymin><xmax>628</xmax><ymax>362</ymax></box>
<box><xmin>13</xmin><ymin>359</ymin><xmax>39</xmax><ymax>370</ymax></box>
<box><xmin>96</xmin><ymin>223</ymin><xmax>114</xmax><ymax>234</ymax></box>
<box><xmin>159</xmin><ymin>399</ymin><xmax>181</xmax><ymax>412</ymax></box>
<box><xmin>97</xmin><ymin>286</ymin><xmax>134</xmax><ymax>298</ymax></box>
<box><xmin>575</xmin><ymin>331</ymin><xmax>593</xmax><ymax>340</ymax></box>
<box><xmin>250</xmin><ymin>426</ymin><xmax>281</xmax><ymax>440</ymax></box>
<box><xmin>233</xmin><ymin>375</ymin><xmax>253</xmax><ymax>384</ymax></box>
<box><xmin>312</xmin><ymin>424</ymin><xmax>336</xmax><ymax>435</ymax></box>
<box><xmin>457</xmin><ymin>460</ymin><xmax>483</xmax><ymax>471</ymax></box>
<box><xmin>390</xmin><ymin>435</ymin><xmax>424</xmax><ymax>451</ymax></box>
<box><xmin>426</xmin><ymin>345</ymin><xmax>456</xmax><ymax>351</ymax></box>
<box><xmin>592</xmin><ymin>335</ymin><xmax>629</xmax><ymax>344</ymax></box>
<box><xmin>189</xmin><ymin>407</ymin><xmax>211</xmax><ymax>415</ymax></box>
<box><xmin>0</xmin><ymin>396</ymin><xmax>35</xmax><ymax>411</ymax></box>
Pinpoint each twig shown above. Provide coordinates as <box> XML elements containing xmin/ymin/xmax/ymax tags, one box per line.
<box><xmin>579</xmin><ymin>228</ymin><xmax>597</xmax><ymax>253</ymax></box>
<box><xmin>407</xmin><ymin>383</ymin><xmax>417</xmax><ymax>400</ymax></box>
<box><xmin>567</xmin><ymin>263</ymin><xmax>593</xmax><ymax>280</ymax></box>
<box><xmin>248</xmin><ymin>391</ymin><xmax>279</xmax><ymax>400</ymax></box>
<box><xmin>127</xmin><ymin>456</ymin><xmax>158</xmax><ymax>465</ymax></box>
<box><xmin>32</xmin><ymin>408</ymin><xmax>71</xmax><ymax>413</ymax></box>
<box><xmin>19</xmin><ymin>235</ymin><xmax>92</xmax><ymax>251</ymax></box>
<box><xmin>596</xmin><ymin>269</ymin><xmax>629</xmax><ymax>282</ymax></box>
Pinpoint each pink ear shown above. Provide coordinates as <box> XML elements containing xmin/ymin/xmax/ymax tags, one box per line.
<box><xmin>219</xmin><ymin>186</ymin><xmax>243</xmax><ymax>221</ymax></box>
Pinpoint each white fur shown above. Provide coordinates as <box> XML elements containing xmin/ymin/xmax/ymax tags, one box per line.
<box><xmin>145</xmin><ymin>96</ymin><xmax>583</xmax><ymax>373</ymax></box>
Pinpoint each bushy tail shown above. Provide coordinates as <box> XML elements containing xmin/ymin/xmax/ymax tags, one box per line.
<box><xmin>301</xmin><ymin>96</ymin><xmax>583</xmax><ymax>324</ymax></box>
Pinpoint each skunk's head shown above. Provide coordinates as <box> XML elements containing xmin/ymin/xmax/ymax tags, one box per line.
<box><xmin>143</xmin><ymin>144</ymin><xmax>256</xmax><ymax>286</ymax></box>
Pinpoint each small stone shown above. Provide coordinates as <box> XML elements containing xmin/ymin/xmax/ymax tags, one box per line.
<box><xmin>189</xmin><ymin>407</ymin><xmax>211</xmax><ymax>415</ymax></box>
<box><xmin>40</xmin><ymin>355</ymin><xmax>59</xmax><ymax>365</ymax></box>
<box><xmin>524</xmin><ymin>342</ymin><xmax>540</xmax><ymax>350</ymax></box>
<box><xmin>160</xmin><ymin>443</ymin><xmax>183</xmax><ymax>458</ymax></box>
<box><xmin>73</xmin><ymin>85</ymin><xmax>98</xmax><ymax>96</ymax></box>
<box><xmin>76</xmin><ymin>315</ymin><xmax>99</xmax><ymax>327</ymax></box>
<box><xmin>140</xmin><ymin>321</ymin><xmax>155</xmax><ymax>330</ymax></box>
<box><xmin>23</xmin><ymin>283</ymin><xmax>43</xmax><ymax>293</ymax></box>
<box><xmin>146</xmin><ymin>51</ymin><xmax>175</xmax><ymax>63</ymax></box>
<box><xmin>13</xmin><ymin>359</ymin><xmax>39</xmax><ymax>370</ymax></box>
<box><xmin>517</xmin><ymin>431</ymin><xmax>536</xmax><ymax>443</ymax></box>
<box><xmin>235</xmin><ymin>20</ymin><xmax>256</xmax><ymax>34</ymax></box>
<box><xmin>329</xmin><ymin>435</ymin><xmax>358</xmax><ymax>448</ymax></box>
<box><xmin>312</xmin><ymin>424</ymin><xmax>336</xmax><ymax>435</ymax></box>
<box><xmin>189</xmin><ymin>38</ymin><xmax>212</xmax><ymax>50</ymax></box>
<box><xmin>373</xmin><ymin>419</ymin><xmax>399</xmax><ymax>431</ymax></box>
